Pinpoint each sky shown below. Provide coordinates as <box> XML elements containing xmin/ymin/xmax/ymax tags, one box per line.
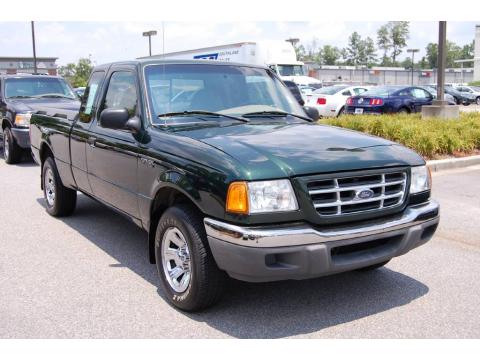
<box><xmin>0</xmin><ymin>21</ymin><xmax>478</xmax><ymax>66</ymax></box>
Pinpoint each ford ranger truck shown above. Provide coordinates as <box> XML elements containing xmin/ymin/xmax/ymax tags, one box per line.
<box><xmin>1</xmin><ymin>74</ymin><xmax>80</xmax><ymax>164</ymax></box>
<box><xmin>29</xmin><ymin>60</ymin><xmax>440</xmax><ymax>311</ymax></box>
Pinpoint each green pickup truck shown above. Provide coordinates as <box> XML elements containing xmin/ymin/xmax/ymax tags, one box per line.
<box><xmin>30</xmin><ymin>60</ymin><xmax>439</xmax><ymax>311</ymax></box>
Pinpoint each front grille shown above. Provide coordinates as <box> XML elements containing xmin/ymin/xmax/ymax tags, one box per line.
<box><xmin>307</xmin><ymin>170</ymin><xmax>407</xmax><ymax>217</ymax></box>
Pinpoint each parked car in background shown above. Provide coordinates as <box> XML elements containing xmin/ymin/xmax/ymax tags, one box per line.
<box><xmin>345</xmin><ymin>86</ymin><xmax>433</xmax><ymax>115</ymax></box>
<box><xmin>29</xmin><ymin>60</ymin><xmax>438</xmax><ymax>311</ymax></box>
<box><xmin>283</xmin><ymin>80</ymin><xmax>305</xmax><ymax>106</ymax></box>
<box><xmin>306</xmin><ymin>85</ymin><xmax>369</xmax><ymax>117</ymax></box>
<box><xmin>421</xmin><ymin>86</ymin><xmax>456</xmax><ymax>105</ymax></box>
<box><xmin>298</xmin><ymin>85</ymin><xmax>316</xmax><ymax>98</ymax></box>
<box><xmin>454</xmin><ymin>85</ymin><xmax>480</xmax><ymax>105</ymax></box>
<box><xmin>0</xmin><ymin>74</ymin><xmax>80</xmax><ymax>164</ymax></box>
<box><xmin>444</xmin><ymin>86</ymin><xmax>475</xmax><ymax>105</ymax></box>
<box><xmin>74</xmin><ymin>87</ymin><xmax>86</xmax><ymax>98</ymax></box>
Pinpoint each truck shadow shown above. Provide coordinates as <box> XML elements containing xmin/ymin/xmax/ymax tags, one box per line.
<box><xmin>36</xmin><ymin>194</ymin><xmax>429</xmax><ymax>338</ymax></box>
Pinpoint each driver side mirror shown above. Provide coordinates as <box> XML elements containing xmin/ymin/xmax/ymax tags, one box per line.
<box><xmin>303</xmin><ymin>106</ymin><xmax>320</xmax><ymax>121</ymax></box>
<box><xmin>99</xmin><ymin>108</ymin><xmax>141</xmax><ymax>133</ymax></box>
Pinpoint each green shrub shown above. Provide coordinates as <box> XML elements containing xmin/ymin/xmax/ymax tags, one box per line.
<box><xmin>320</xmin><ymin>112</ymin><xmax>480</xmax><ymax>159</ymax></box>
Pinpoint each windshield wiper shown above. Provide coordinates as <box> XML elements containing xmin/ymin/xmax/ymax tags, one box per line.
<box><xmin>7</xmin><ymin>95</ymin><xmax>34</xmax><ymax>99</ymax></box>
<box><xmin>242</xmin><ymin>110</ymin><xmax>313</xmax><ymax>122</ymax></box>
<box><xmin>157</xmin><ymin>110</ymin><xmax>249</xmax><ymax>123</ymax></box>
<box><xmin>33</xmin><ymin>94</ymin><xmax>75</xmax><ymax>99</ymax></box>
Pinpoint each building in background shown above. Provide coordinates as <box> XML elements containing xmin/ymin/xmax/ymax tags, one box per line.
<box><xmin>304</xmin><ymin>63</ymin><xmax>474</xmax><ymax>85</ymax></box>
<box><xmin>0</xmin><ymin>57</ymin><xmax>58</xmax><ymax>75</ymax></box>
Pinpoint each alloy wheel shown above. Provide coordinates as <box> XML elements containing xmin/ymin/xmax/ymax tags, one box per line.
<box><xmin>161</xmin><ymin>227</ymin><xmax>192</xmax><ymax>293</ymax></box>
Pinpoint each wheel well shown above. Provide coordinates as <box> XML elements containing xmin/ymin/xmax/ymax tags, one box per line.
<box><xmin>39</xmin><ymin>143</ymin><xmax>54</xmax><ymax>166</ymax></box>
<box><xmin>39</xmin><ymin>143</ymin><xmax>54</xmax><ymax>190</ymax></box>
<box><xmin>2</xmin><ymin>119</ymin><xmax>11</xmax><ymax>130</ymax></box>
<box><xmin>148</xmin><ymin>187</ymin><xmax>200</xmax><ymax>264</ymax></box>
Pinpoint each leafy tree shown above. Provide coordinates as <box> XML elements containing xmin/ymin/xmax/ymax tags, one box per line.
<box><xmin>294</xmin><ymin>44</ymin><xmax>307</xmax><ymax>61</ymax></box>
<box><xmin>319</xmin><ymin>45</ymin><xmax>341</xmax><ymax>65</ymax></box>
<box><xmin>344</xmin><ymin>32</ymin><xmax>364</xmax><ymax>66</ymax></box>
<box><xmin>376</xmin><ymin>21</ymin><xmax>409</xmax><ymax>65</ymax></box>
<box><xmin>58</xmin><ymin>57</ymin><xmax>93</xmax><ymax>88</ymax></box>
<box><xmin>344</xmin><ymin>33</ymin><xmax>377</xmax><ymax>67</ymax></box>
<box><xmin>362</xmin><ymin>37</ymin><xmax>377</xmax><ymax>66</ymax></box>
<box><xmin>460</xmin><ymin>40</ymin><xmax>474</xmax><ymax>60</ymax></box>
<box><xmin>390</xmin><ymin>21</ymin><xmax>409</xmax><ymax>65</ymax></box>
<box><xmin>376</xmin><ymin>25</ymin><xmax>392</xmax><ymax>65</ymax></box>
<box><xmin>401</xmin><ymin>57</ymin><xmax>413</xmax><ymax>69</ymax></box>
<box><xmin>425</xmin><ymin>40</ymin><xmax>472</xmax><ymax>68</ymax></box>
<box><xmin>418</xmin><ymin>56</ymin><xmax>428</xmax><ymax>69</ymax></box>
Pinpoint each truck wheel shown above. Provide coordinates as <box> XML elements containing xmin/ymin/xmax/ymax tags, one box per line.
<box><xmin>155</xmin><ymin>204</ymin><xmax>226</xmax><ymax>311</ymax></box>
<box><xmin>357</xmin><ymin>260</ymin><xmax>390</xmax><ymax>271</ymax></box>
<box><xmin>3</xmin><ymin>127</ymin><xmax>22</xmax><ymax>164</ymax></box>
<box><xmin>42</xmin><ymin>157</ymin><xmax>77</xmax><ymax>217</ymax></box>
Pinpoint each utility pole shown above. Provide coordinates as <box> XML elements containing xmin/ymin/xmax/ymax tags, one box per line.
<box><xmin>142</xmin><ymin>30</ymin><xmax>157</xmax><ymax>57</ymax></box>
<box><xmin>437</xmin><ymin>22</ymin><xmax>447</xmax><ymax>101</ymax></box>
<box><xmin>407</xmin><ymin>49</ymin><xmax>419</xmax><ymax>85</ymax></box>
<box><xmin>422</xmin><ymin>21</ymin><xmax>459</xmax><ymax>119</ymax></box>
<box><xmin>31</xmin><ymin>21</ymin><xmax>37</xmax><ymax>74</ymax></box>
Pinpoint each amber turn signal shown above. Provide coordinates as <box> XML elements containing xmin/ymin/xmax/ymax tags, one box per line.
<box><xmin>226</xmin><ymin>181</ymin><xmax>249</xmax><ymax>214</ymax></box>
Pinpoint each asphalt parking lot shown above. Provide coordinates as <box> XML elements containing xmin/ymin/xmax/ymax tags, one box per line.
<box><xmin>1</xmin><ymin>151</ymin><xmax>479</xmax><ymax>338</ymax></box>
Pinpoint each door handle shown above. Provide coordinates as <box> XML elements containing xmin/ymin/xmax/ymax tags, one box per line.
<box><xmin>87</xmin><ymin>137</ymin><xmax>97</xmax><ymax>148</ymax></box>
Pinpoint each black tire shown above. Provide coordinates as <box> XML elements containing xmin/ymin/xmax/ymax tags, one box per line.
<box><xmin>42</xmin><ymin>157</ymin><xmax>77</xmax><ymax>217</ymax></box>
<box><xmin>476</xmin><ymin>97</ymin><xmax>480</xmax><ymax>106</ymax></box>
<box><xmin>155</xmin><ymin>204</ymin><xmax>226</xmax><ymax>311</ymax></box>
<box><xmin>3</xmin><ymin>127</ymin><xmax>22</xmax><ymax>164</ymax></box>
<box><xmin>337</xmin><ymin>107</ymin><xmax>345</xmax><ymax>117</ymax></box>
<box><xmin>398</xmin><ymin>107</ymin><xmax>409</xmax><ymax>114</ymax></box>
<box><xmin>357</xmin><ymin>260</ymin><xmax>390</xmax><ymax>271</ymax></box>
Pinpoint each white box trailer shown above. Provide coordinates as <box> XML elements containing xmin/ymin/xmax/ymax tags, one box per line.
<box><xmin>143</xmin><ymin>41</ymin><xmax>322</xmax><ymax>86</ymax></box>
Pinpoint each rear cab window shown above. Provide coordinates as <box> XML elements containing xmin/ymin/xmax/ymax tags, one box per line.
<box><xmin>79</xmin><ymin>71</ymin><xmax>105</xmax><ymax>123</ymax></box>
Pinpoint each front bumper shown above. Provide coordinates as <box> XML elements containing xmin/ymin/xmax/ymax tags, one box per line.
<box><xmin>205</xmin><ymin>200</ymin><xmax>439</xmax><ymax>282</ymax></box>
<box><xmin>11</xmin><ymin>127</ymin><xmax>31</xmax><ymax>149</ymax></box>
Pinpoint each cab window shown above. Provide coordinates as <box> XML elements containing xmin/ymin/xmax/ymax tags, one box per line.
<box><xmin>102</xmin><ymin>71</ymin><xmax>138</xmax><ymax>118</ymax></box>
<box><xmin>79</xmin><ymin>71</ymin><xmax>105</xmax><ymax>123</ymax></box>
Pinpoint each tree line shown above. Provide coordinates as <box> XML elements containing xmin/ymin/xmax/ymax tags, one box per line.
<box><xmin>295</xmin><ymin>21</ymin><xmax>475</xmax><ymax>69</ymax></box>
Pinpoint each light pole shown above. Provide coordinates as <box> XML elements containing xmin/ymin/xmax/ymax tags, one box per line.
<box><xmin>285</xmin><ymin>38</ymin><xmax>300</xmax><ymax>47</ymax></box>
<box><xmin>143</xmin><ymin>30</ymin><xmax>157</xmax><ymax>57</ymax></box>
<box><xmin>31</xmin><ymin>21</ymin><xmax>37</xmax><ymax>74</ymax></box>
<box><xmin>407</xmin><ymin>48</ymin><xmax>419</xmax><ymax>85</ymax></box>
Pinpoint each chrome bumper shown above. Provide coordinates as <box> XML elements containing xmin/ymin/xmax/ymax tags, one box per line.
<box><xmin>204</xmin><ymin>200</ymin><xmax>439</xmax><ymax>248</ymax></box>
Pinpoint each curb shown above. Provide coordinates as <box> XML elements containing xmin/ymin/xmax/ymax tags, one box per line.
<box><xmin>427</xmin><ymin>155</ymin><xmax>480</xmax><ymax>172</ymax></box>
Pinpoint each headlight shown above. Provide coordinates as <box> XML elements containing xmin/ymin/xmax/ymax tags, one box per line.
<box><xmin>226</xmin><ymin>179</ymin><xmax>298</xmax><ymax>214</ymax></box>
<box><xmin>410</xmin><ymin>166</ymin><xmax>431</xmax><ymax>194</ymax></box>
<box><xmin>15</xmin><ymin>113</ymin><xmax>32</xmax><ymax>127</ymax></box>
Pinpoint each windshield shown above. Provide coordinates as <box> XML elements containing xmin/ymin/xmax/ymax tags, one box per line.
<box><xmin>313</xmin><ymin>85</ymin><xmax>348</xmax><ymax>95</ymax></box>
<box><xmin>4</xmin><ymin>77</ymin><xmax>76</xmax><ymax>99</ymax></box>
<box><xmin>144</xmin><ymin>64</ymin><xmax>305</xmax><ymax>123</ymax></box>
<box><xmin>277</xmin><ymin>65</ymin><xmax>305</xmax><ymax>77</ymax></box>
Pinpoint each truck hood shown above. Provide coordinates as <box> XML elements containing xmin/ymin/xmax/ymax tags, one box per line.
<box><xmin>7</xmin><ymin>97</ymin><xmax>81</xmax><ymax>113</ymax></box>
<box><xmin>172</xmin><ymin>121</ymin><xmax>424</xmax><ymax>179</ymax></box>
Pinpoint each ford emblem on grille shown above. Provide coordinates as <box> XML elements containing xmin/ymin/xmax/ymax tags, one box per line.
<box><xmin>358</xmin><ymin>98</ymin><xmax>364</xmax><ymax>104</ymax></box>
<box><xmin>355</xmin><ymin>188</ymin><xmax>374</xmax><ymax>200</ymax></box>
